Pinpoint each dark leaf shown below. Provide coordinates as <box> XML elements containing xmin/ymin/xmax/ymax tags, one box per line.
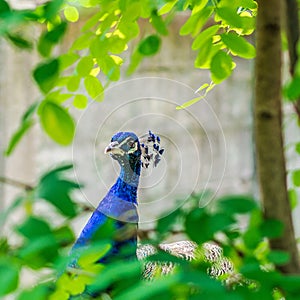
<box><xmin>36</xmin><ymin>164</ymin><xmax>80</xmax><ymax>217</ymax></box>
<box><xmin>33</xmin><ymin>59</ymin><xmax>60</xmax><ymax>93</ymax></box>
<box><xmin>138</xmin><ymin>35</ymin><xmax>161</xmax><ymax>56</ymax></box>
<box><xmin>17</xmin><ymin>216</ymin><xmax>52</xmax><ymax>240</ymax></box>
<box><xmin>6</xmin><ymin>33</ymin><xmax>33</xmax><ymax>49</ymax></box>
<box><xmin>218</xmin><ymin>194</ymin><xmax>257</xmax><ymax>215</ymax></box>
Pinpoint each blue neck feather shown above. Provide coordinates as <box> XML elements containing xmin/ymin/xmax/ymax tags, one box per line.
<box><xmin>70</xmin><ymin>157</ymin><xmax>141</xmax><ymax>264</ymax></box>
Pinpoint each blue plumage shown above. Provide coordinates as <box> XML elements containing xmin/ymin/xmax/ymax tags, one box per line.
<box><xmin>70</xmin><ymin>132</ymin><xmax>142</xmax><ymax>265</ymax></box>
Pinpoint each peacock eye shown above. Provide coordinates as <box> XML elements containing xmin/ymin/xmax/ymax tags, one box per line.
<box><xmin>127</xmin><ymin>141</ymin><xmax>135</xmax><ymax>148</ymax></box>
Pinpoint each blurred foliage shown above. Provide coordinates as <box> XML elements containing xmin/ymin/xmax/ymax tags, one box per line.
<box><xmin>1</xmin><ymin>0</ymin><xmax>257</xmax><ymax>151</ymax></box>
<box><xmin>1</xmin><ymin>166</ymin><xmax>300</xmax><ymax>299</ymax></box>
<box><xmin>2</xmin><ymin>0</ymin><xmax>300</xmax><ymax>299</ymax></box>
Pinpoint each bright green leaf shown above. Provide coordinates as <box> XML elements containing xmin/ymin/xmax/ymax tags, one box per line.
<box><xmin>221</xmin><ymin>32</ymin><xmax>256</xmax><ymax>59</ymax></box>
<box><xmin>33</xmin><ymin>59</ymin><xmax>60</xmax><ymax>93</ymax></box>
<box><xmin>192</xmin><ymin>25</ymin><xmax>220</xmax><ymax>50</ymax></box>
<box><xmin>64</xmin><ymin>6</ymin><xmax>79</xmax><ymax>22</ymax></box>
<box><xmin>67</xmin><ymin>75</ymin><xmax>81</xmax><ymax>92</ymax></box>
<box><xmin>73</xmin><ymin>94</ymin><xmax>88</xmax><ymax>109</ymax></box>
<box><xmin>138</xmin><ymin>35</ymin><xmax>161</xmax><ymax>56</ymax></box>
<box><xmin>76</xmin><ymin>56</ymin><xmax>94</xmax><ymax>77</ymax></box>
<box><xmin>292</xmin><ymin>169</ymin><xmax>300</xmax><ymax>187</ymax></box>
<box><xmin>84</xmin><ymin>75</ymin><xmax>104</xmax><ymax>100</ymax></box>
<box><xmin>195</xmin><ymin>42</ymin><xmax>222</xmax><ymax>69</ymax></box>
<box><xmin>38</xmin><ymin>100</ymin><xmax>75</xmax><ymax>145</ymax></box>
<box><xmin>176</xmin><ymin>96</ymin><xmax>204</xmax><ymax>110</ymax></box>
<box><xmin>296</xmin><ymin>142</ymin><xmax>300</xmax><ymax>154</ymax></box>
<box><xmin>59</xmin><ymin>53</ymin><xmax>80</xmax><ymax>70</ymax></box>
<box><xmin>158</xmin><ymin>0</ymin><xmax>177</xmax><ymax>15</ymax></box>
<box><xmin>283</xmin><ymin>76</ymin><xmax>300</xmax><ymax>101</ymax></box>
<box><xmin>150</xmin><ymin>10</ymin><xmax>168</xmax><ymax>35</ymax></box>
<box><xmin>211</xmin><ymin>51</ymin><xmax>233</xmax><ymax>83</ymax></box>
<box><xmin>288</xmin><ymin>189</ymin><xmax>298</xmax><ymax>210</ymax></box>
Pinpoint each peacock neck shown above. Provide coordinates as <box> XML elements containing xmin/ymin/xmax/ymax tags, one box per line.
<box><xmin>116</xmin><ymin>159</ymin><xmax>141</xmax><ymax>204</ymax></box>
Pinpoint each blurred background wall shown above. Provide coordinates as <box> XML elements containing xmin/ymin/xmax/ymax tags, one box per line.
<box><xmin>1</xmin><ymin>3</ymin><xmax>299</xmax><ymax>237</ymax></box>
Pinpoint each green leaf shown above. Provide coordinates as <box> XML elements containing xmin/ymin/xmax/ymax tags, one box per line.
<box><xmin>59</xmin><ymin>53</ymin><xmax>80</xmax><ymax>70</ymax></box>
<box><xmin>127</xmin><ymin>50</ymin><xmax>143</xmax><ymax>75</ymax></box>
<box><xmin>218</xmin><ymin>194</ymin><xmax>257</xmax><ymax>215</ymax></box>
<box><xmin>283</xmin><ymin>76</ymin><xmax>300</xmax><ymax>101</ymax></box>
<box><xmin>210</xmin><ymin>50</ymin><xmax>233</xmax><ymax>83</ymax></box>
<box><xmin>0</xmin><ymin>0</ymin><xmax>10</xmax><ymax>17</ymax></box>
<box><xmin>33</xmin><ymin>59</ymin><xmax>60</xmax><ymax>93</ymax></box>
<box><xmin>76</xmin><ymin>56</ymin><xmax>94</xmax><ymax>77</ymax></box>
<box><xmin>288</xmin><ymin>188</ymin><xmax>298</xmax><ymax>210</ymax></box>
<box><xmin>150</xmin><ymin>10</ymin><xmax>168</xmax><ymax>35</ymax></box>
<box><xmin>37</xmin><ymin>164</ymin><xmax>79</xmax><ymax>217</ymax></box>
<box><xmin>192</xmin><ymin>25</ymin><xmax>220</xmax><ymax>50</ymax></box>
<box><xmin>295</xmin><ymin>142</ymin><xmax>300</xmax><ymax>154</ymax></box>
<box><xmin>64</xmin><ymin>5</ymin><xmax>79</xmax><ymax>22</ymax></box>
<box><xmin>84</xmin><ymin>75</ymin><xmax>104</xmax><ymax>100</ymax></box>
<box><xmin>53</xmin><ymin>225</ymin><xmax>75</xmax><ymax>247</ymax></box>
<box><xmin>157</xmin><ymin>209</ymin><xmax>182</xmax><ymax>235</ymax></box>
<box><xmin>5</xmin><ymin>102</ymin><xmax>38</xmax><ymax>156</ymax></box>
<box><xmin>180</xmin><ymin>6</ymin><xmax>213</xmax><ymax>36</ymax></box>
<box><xmin>73</xmin><ymin>94</ymin><xmax>88</xmax><ymax>109</ymax></box>
<box><xmin>221</xmin><ymin>32</ymin><xmax>256</xmax><ymax>59</ymax></box>
<box><xmin>158</xmin><ymin>0</ymin><xmax>178</xmax><ymax>15</ymax></box>
<box><xmin>138</xmin><ymin>35</ymin><xmax>161</xmax><ymax>56</ymax></box>
<box><xmin>175</xmin><ymin>96</ymin><xmax>204</xmax><ymax>110</ymax></box>
<box><xmin>66</xmin><ymin>75</ymin><xmax>81</xmax><ymax>92</ymax></box>
<box><xmin>18</xmin><ymin>285</ymin><xmax>49</xmax><ymax>300</ymax></box>
<box><xmin>185</xmin><ymin>208</ymin><xmax>233</xmax><ymax>244</ymax></box>
<box><xmin>6</xmin><ymin>33</ymin><xmax>33</xmax><ymax>49</ymax></box>
<box><xmin>18</xmin><ymin>236</ymin><xmax>58</xmax><ymax>268</ymax></box>
<box><xmin>78</xmin><ymin>243</ymin><xmax>112</xmax><ymax>267</ymax></box>
<box><xmin>4</xmin><ymin>119</ymin><xmax>33</xmax><ymax>156</ymax></box>
<box><xmin>38</xmin><ymin>100</ymin><xmax>75</xmax><ymax>145</ymax></box>
<box><xmin>267</xmin><ymin>251</ymin><xmax>290</xmax><ymax>265</ymax></box>
<box><xmin>195</xmin><ymin>42</ymin><xmax>222</xmax><ymax>69</ymax></box>
<box><xmin>260</xmin><ymin>219</ymin><xmax>284</xmax><ymax>239</ymax></box>
<box><xmin>292</xmin><ymin>169</ymin><xmax>300</xmax><ymax>187</ymax></box>
<box><xmin>0</xmin><ymin>259</ymin><xmax>19</xmax><ymax>296</ymax></box>
<box><xmin>216</xmin><ymin>6</ymin><xmax>243</xmax><ymax>28</ymax></box>
<box><xmin>38</xmin><ymin>22</ymin><xmax>67</xmax><ymax>57</ymax></box>
<box><xmin>17</xmin><ymin>217</ymin><xmax>52</xmax><ymax>239</ymax></box>
<box><xmin>243</xmin><ymin>227</ymin><xmax>262</xmax><ymax>249</ymax></box>
<box><xmin>118</xmin><ymin>20</ymin><xmax>139</xmax><ymax>40</ymax></box>
<box><xmin>44</xmin><ymin>0</ymin><xmax>64</xmax><ymax>20</ymax></box>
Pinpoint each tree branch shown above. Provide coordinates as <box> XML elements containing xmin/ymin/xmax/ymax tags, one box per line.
<box><xmin>0</xmin><ymin>176</ymin><xmax>33</xmax><ymax>191</ymax></box>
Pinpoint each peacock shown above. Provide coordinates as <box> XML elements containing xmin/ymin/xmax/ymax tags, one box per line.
<box><xmin>69</xmin><ymin>131</ymin><xmax>235</xmax><ymax>286</ymax></box>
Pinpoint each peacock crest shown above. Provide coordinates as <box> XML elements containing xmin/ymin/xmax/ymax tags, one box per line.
<box><xmin>139</xmin><ymin>130</ymin><xmax>165</xmax><ymax>169</ymax></box>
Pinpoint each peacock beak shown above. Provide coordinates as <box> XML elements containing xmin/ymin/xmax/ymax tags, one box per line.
<box><xmin>104</xmin><ymin>141</ymin><xmax>123</xmax><ymax>155</ymax></box>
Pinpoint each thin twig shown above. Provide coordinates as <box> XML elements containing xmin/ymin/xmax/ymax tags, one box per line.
<box><xmin>0</xmin><ymin>176</ymin><xmax>33</xmax><ymax>191</ymax></box>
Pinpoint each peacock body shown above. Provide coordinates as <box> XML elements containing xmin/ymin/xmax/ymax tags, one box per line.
<box><xmin>71</xmin><ymin>131</ymin><xmax>234</xmax><ymax>283</ymax></box>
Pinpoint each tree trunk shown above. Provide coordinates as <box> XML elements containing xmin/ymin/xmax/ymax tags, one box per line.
<box><xmin>255</xmin><ymin>0</ymin><xmax>300</xmax><ymax>273</ymax></box>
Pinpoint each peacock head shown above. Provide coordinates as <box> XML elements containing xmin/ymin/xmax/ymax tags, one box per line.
<box><xmin>104</xmin><ymin>132</ymin><xmax>141</xmax><ymax>168</ymax></box>
<box><xmin>104</xmin><ymin>131</ymin><xmax>164</xmax><ymax>172</ymax></box>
